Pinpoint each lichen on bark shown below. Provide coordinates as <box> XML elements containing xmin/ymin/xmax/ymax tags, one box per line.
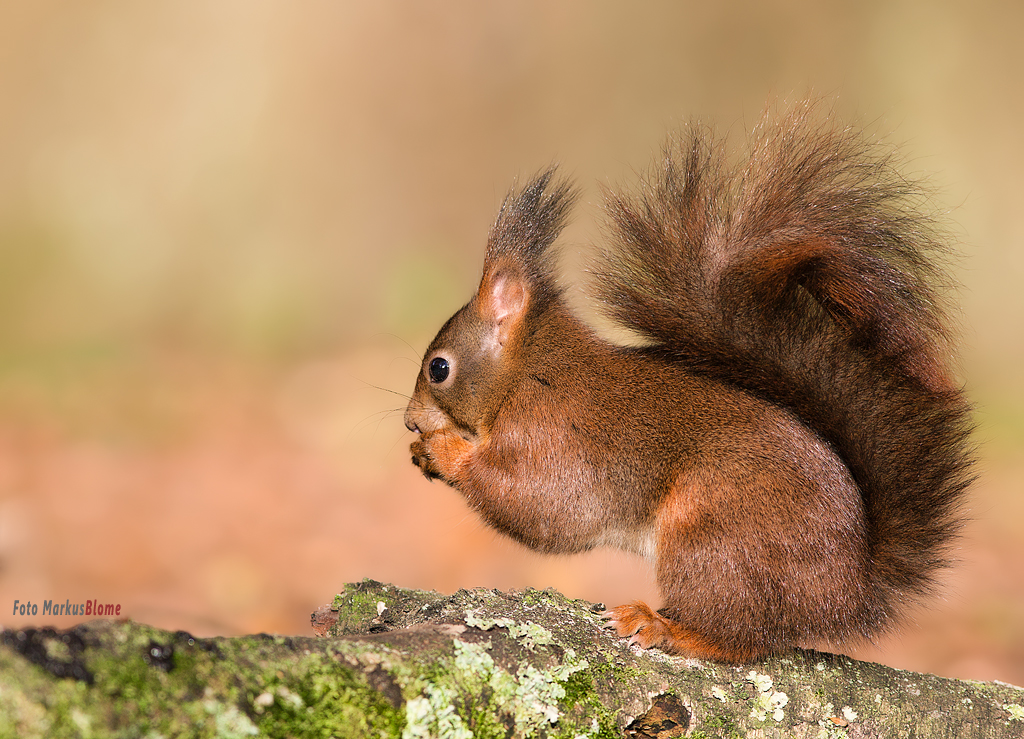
<box><xmin>2</xmin><ymin>580</ymin><xmax>1023</xmax><ymax>738</ymax></box>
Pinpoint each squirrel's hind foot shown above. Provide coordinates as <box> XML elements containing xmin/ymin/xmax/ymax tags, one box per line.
<box><xmin>603</xmin><ymin>602</ymin><xmax>759</xmax><ymax>663</ymax></box>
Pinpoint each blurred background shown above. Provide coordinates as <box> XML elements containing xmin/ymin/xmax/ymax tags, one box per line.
<box><xmin>1</xmin><ymin>0</ymin><xmax>1022</xmax><ymax>685</ymax></box>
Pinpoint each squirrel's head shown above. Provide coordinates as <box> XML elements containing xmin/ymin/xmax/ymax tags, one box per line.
<box><xmin>404</xmin><ymin>168</ymin><xmax>576</xmax><ymax>443</ymax></box>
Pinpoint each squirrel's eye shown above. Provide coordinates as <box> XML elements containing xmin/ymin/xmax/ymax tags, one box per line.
<box><xmin>428</xmin><ymin>357</ymin><xmax>450</xmax><ymax>384</ymax></box>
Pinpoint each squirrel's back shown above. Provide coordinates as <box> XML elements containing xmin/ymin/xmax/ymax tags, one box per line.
<box><xmin>595</xmin><ymin>104</ymin><xmax>974</xmax><ymax>631</ymax></box>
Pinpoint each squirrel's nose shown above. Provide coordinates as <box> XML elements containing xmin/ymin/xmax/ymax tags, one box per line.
<box><xmin>403</xmin><ymin>407</ymin><xmax>420</xmax><ymax>433</ymax></box>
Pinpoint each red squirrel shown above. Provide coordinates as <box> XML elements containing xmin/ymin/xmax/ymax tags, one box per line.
<box><xmin>403</xmin><ymin>106</ymin><xmax>974</xmax><ymax>662</ymax></box>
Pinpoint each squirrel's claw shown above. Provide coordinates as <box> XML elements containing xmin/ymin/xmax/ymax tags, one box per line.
<box><xmin>409</xmin><ymin>438</ymin><xmax>439</xmax><ymax>481</ymax></box>
<box><xmin>602</xmin><ymin>603</ymin><xmax>648</xmax><ymax>640</ymax></box>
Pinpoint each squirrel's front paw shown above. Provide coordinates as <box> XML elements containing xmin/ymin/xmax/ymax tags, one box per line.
<box><xmin>410</xmin><ymin>437</ymin><xmax>443</xmax><ymax>481</ymax></box>
<box><xmin>410</xmin><ymin>429</ymin><xmax>474</xmax><ymax>483</ymax></box>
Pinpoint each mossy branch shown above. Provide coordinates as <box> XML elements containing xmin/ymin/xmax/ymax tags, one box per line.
<box><xmin>2</xmin><ymin>580</ymin><xmax>1022</xmax><ymax>738</ymax></box>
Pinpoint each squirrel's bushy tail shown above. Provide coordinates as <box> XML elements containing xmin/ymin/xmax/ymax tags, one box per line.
<box><xmin>596</xmin><ymin>104</ymin><xmax>974</xmax><ymax>631</ymax></box>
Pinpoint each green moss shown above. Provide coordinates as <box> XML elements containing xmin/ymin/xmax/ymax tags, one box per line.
<box><xmin>553</xmin><ymin>670</ymin><xmax>619</xmax><ymax>739</ymax></box>
<box><xmin>250</xmin><ymin>660</ymin><xmax>405</xmax><ymax>738</ymax></box>
<box><xmin>560</xmin><ymin>670</ymin><xmax>593</xmax><ymax>706</ymax></box>
<box><xmin>519</xmin><ymin>589</ymin><xmax>558</xmax><ymax>608</ymax></box>
<box><xmin>692</xmin><ymin>711</ymin><xmax>743</xmax><ymax>739</ymax></box>
<box><xmin>0</xmin><ymin>625</ymin><xmax>415</xmax><ymax>739</ymax></box>
<box><xmin>329</xmin><ymin>580</ymin><xmax>397</xmax><ymax>634</ymax></box>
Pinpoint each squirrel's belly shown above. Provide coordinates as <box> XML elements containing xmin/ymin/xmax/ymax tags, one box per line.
<box><xmin>460</xmin><ymin>462</ymin><xmax>656</xmax><ymax>555</ymax></box>
<box><xmin>594</xmin><ymin>522</ymin><xmax>658</xmax><ymax>560</ymax></box>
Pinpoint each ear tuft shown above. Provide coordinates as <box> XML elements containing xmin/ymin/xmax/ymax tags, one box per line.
<box><xmin>484</xmin><ymin>166</ymin><xmax>578</xmax><ymax>285</ymax></box>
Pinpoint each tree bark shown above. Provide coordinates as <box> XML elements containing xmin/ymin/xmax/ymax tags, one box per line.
<box><xmin>2</xmin><ymin>580</ymin><xmax>1023</xmax><ymax>738</ymax></box>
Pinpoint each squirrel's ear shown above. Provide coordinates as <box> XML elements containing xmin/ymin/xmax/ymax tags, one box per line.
<box><xmin>477</xmin><ymin>265</ymin><xmax>530</xmax><ymax>349</ymax></box>
<box><xmin>474</xmin><ymin>167</ymin><xmax>576</xmax><ymax>352</ymax></box>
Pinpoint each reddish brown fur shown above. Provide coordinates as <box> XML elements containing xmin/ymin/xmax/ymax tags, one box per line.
<box><xmin>404</xmin><ymin>105</ymin><xmax>973</xmax><ymax>662</ymax></box>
